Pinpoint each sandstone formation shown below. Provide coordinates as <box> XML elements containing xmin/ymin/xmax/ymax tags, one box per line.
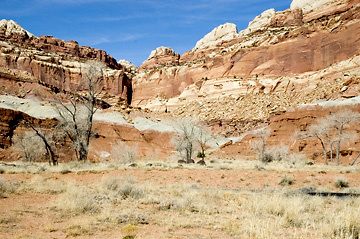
<box><xmin>1</xmin><ymin>0</ymin><xmax>360</xmax><ymax>164</ymax></box>
<box><xmin>0</xmin><ymin>19</ymin><xmax>35</xmax><ymax>40</ymax></box>
<box><xmin>118</xmin><ymin>59</ymin><xmax>136</xmax><ymax>73</ymax></box>
<box><xmin>290</xmin><ymin>0</ymin><xmax>335</xmax><ymax>12</ymax></box>
<box><xmin>133</xmin><ymin>0</ymin><xmax>360</xmax><ymax>115</ymax></box>
<box><xmin>239</xmin><ymin>9</ymin><xmax>276</xmax><ymax>36</ymax></box>
<box><xmin>0</xmin><ymin>19</ymin><xmax>132</xmax><ymax>105</ymax></box>
<box><xmin>140</xmin><ymin>46</ymin><xmax>180</xmax><ymax>69</ymax></box>
<box><xmin>0</xmin><ymin>105</ymin><xmax>175</xmax><ymax>162</ymax></box>
<box><xmin>193</xmin><ymin>23</ymin><xmax>238</xmax><ymax>51</ymax></box>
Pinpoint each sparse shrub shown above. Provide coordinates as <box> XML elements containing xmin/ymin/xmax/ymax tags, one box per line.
<box><xmin>12</xmin><ymin>132</ymin><xmax>46</xmax><ymax>162</ymax></box>
<box><xmin>116</xmin><ymin>214</ymin><xmax>149</xmax><ymax>225</ymax></box>
<box><xmin>254</xmin><ymin>164</ymin><xmax>265</xmax><ymax>171</ymax></box>
<box><xmin>0</xmin><ymin>168</ymin><xmax>5</xmax><ymax>174</ymax></box>
<box><xmin>118</xmin><ymin>182</ymin><xmax>144</xmax><ymax>199</ymax></box>
<box><xmin>52</xmin><ymin>185</ymin><xmax>100</xmax><ymax>216</ymax></box>
<box><xmin>261</xmin><ymin>153</ymin><xmax>274</xmax><ymax>163</ymax></box>
<box><xmin>157</xmin><ymin>201</ymin><xmax>177</xmax><ymax>211</ymax></box>
<box><xmin>110</xmin><ymin>142</ymin><xmax>138</xmax><ymax>164</ymax></box>
<box><xmin>102</xmin><ymin>177</ymin><xmax>144</xmax><ymax>200</ymax></box>
<box><xmin>65</xmin><ymin>224</ymin><xmax>93</xmax><ymax>237</ymax></box>
<box><xmin>335</xmin><ymin>177</ymin><xmax>349</xmax><ymax>188</ymax></box>
<box><xmin>278</xmin><ymin>175</ymin><xmax>294</xmax><ymax>186</ymax></box>
<box><xmin>267</xmin><ymin>145</ymin><xmax>290</xmax><ymax>162</ymax></box>
<box><xmin>60</xmin><ymin>169</ymin><xmax>71</xmax><ymax>174</ymax></box>
<box><xmin>209</xmin><ymin>159</ymin><xmax>218</xmax><ymax>164</ymax></box>
<box><xmin>0</xmin><ymin>179</ymin><xmax>15</xmax><ymax>197</ymax></box>
<box><xmin>121</xmin><ymin>224</ymin><xmax>139</xmax><ymax>239</ymax></box>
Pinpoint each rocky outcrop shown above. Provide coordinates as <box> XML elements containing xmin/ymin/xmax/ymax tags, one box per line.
<box><xmin>140</xmin><ymin>46</ymin><xmax>180</xmax><ymax>69</ymax></box>
<box><xmin>133</xmin><ymin>0</ymin><xmax>360</xmax><ymax>113</ymax></box>
<box><xmin>118</xmin><ymin>60</ymin><xmax>136</xmax><ymax>73</ymax></box>
<box><xmin>34</xmin><ymin>35</ymin><xmax>122</xmax><ymax>70</ymax></box>
<box><xmin>290</xmin><ymin>0</ymin><xmax>335</xmax><ymax>12</ymax></box>
<box><xmin>0</xmin><ymin>20</ymin><xmax>133</xmax><ymax>105</ymax></box>
<box><xmin>0</xmin><ymin>19</ymin><xmax>35</xmax><ymax>42</ymax></box>
<box><xmin>193</xmin><ymin>23</ymin><xmax>238</xmax><ymax>51</ymax></box>
<box><xmin>239</xmin><ymin>9</ymin><xmax>276</xmax><ymax>36</ymax></box>
<box><xmin>270</xmin><ymin>9</ymin><xmax>303</xmax><ymax>27</ymax></box>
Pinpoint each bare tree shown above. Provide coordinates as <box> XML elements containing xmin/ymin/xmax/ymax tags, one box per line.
<box><xmin>326</xmin><ymin>110</ymin><xmax>360</xmax><ymax>165</ymax></box>
<box><xmin>55</xmin><ymin>60</ymin><xmax>105</xmax><ymax>162</ymax></box>
<box><xmin>196</xmin><ymin>123</ymin><xmax>212</xmax><ymax>161</ymax></box>
<box><xmin>173</xmin><ymin>119</ymin><xmax>198</xmax><ymax>163</ymax></box>
<box><xmin>351</xmin><ymin>150</ymin><xmax>360</xmax><ymax>166</ymax></box>
<box><xmin>298</xmin><ymin>109</ymin><xmax>360</xmax><ymax>165</ymax></box>
<box><xmin>298</xmin><ymin>122</ymin><xmax>332</xmax><ymax>165</ymax></box>
<box><xmin>252</xmin><ymin>127</ymin><xmax>271</xmax><ymax>162</ymax></box>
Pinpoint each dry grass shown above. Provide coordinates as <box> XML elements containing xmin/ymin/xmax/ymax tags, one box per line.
<box><xmin>18</xmin><ymin>175</ymin><xmax>68</xmax><ymax>194</ymax></box>
<box><xmin>1</xmin><ymin>157</ymin><xmax>360</xmax><ymax>175</ymax></box>
<box><xmin>0</xmin><ymin>178</ymin><xmax>16</xmax><ymax>197</ymax></box>
<box><xmin>1</xmin><ymin>160</ymin><xmax>360</xmax><ymax>238</ymax></box>
<box><xmin>52</xmin><ymin>184</ymin><xmax>101</xmax><ymax>216</ymax></box>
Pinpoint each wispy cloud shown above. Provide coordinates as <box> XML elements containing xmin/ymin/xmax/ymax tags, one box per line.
<box><xmin>82</xmin><ymin>33</ymin><xmax>145</xmax><ymax>46</ymax></box>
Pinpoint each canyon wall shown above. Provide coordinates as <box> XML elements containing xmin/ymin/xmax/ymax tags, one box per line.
<box><xmin>132</xmin><ymin>0</ymin><xmax>360</xmax><ymax>112</ymax></box>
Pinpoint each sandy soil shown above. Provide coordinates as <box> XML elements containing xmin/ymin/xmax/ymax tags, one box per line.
<box><xmin>1</xmin><ymin>162</ymin><xmax>360</xmax><ymax>238</ymax></box>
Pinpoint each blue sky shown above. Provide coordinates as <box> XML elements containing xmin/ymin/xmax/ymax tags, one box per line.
<box><xmin>1</xmin><ymin>0</ymin><xmax>292</xmax><ymax>66</ymax></box>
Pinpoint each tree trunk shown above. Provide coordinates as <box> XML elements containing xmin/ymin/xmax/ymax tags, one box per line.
<box><xmin>351</xmin><ymin>151</ymin><xmax>360</xmax><ymax>166</ymax></box>
<box><xmin>27</xmin><ymin>122</ymin><xmax>58</xmax><ymax>166</ymax></box>
<box><xmin>335</xmin><ymin>126</ymin><xmax>343</xmax><ymax>165</ymax></box>
<box><xmin>316</xmin><ymin>136</ymin><xmax>327</xmax><ymax>165</ymax></box>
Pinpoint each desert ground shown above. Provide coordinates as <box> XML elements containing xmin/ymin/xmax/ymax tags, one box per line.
<box><xmin>1</xmin><ymin>158</ymin><xmax>360</xmax><ymax>239</ymax></box>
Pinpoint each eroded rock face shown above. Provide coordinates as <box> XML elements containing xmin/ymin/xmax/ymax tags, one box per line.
<box><xmin>140</xmin><ymin>46</ymin><xmax>180</xmax><ymax>69</ymax></box>
<box><xmin>290</xmin><ymin>0</ymin><xmax>335</xmax><ymax>12</ymax></box>
<box><xmin>133</xmin><ymin>0</ymin><xmax>360</xmax><ymax>113</ymax></box>
<box><xmin>0</xmin><ymin>20</ymin><xmax>133</xmax><ymax>105</ymax></box>
<box><xmin>0</xmin><ymin>19</ymin><xmax>35</xmax><ymax>41</ymax></box>
<box><xmin>34</xmin><ymin>35</ymin><xmax>122</xmax><ymax>70</ymax></box>
<box><xmin>0</xmin><ymin>106</ymin><xmax>175</xmax><ymax>162</ymax></box>
<box><xmin>239</xmin><ymin>9</ymin><xmax>275</xmax><ymax>36</ymax></box>
<box><xmin>193</xmin><ymin>23</ymin><xmax>238</xmax><ymax>51</ymax></box>
<box><xmin>270</xmin><ymin>9</ymin><xmax>303</xmax><ymax>27</ymax></box>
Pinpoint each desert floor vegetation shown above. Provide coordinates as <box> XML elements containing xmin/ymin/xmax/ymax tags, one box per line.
<box><xmin>1</xmin><ymin>159</ymin><xmax>360</xmax><ymax>238</ymax></box>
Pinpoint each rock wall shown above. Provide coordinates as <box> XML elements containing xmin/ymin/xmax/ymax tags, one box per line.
<box><xmin>0</xmin><ymin>106</ymin><xmax>175</xmax><ymax>162</ymax></box>
<box><xmin>0</xmin><ymin>19</ymin><xmax>132</xmax><ymax>104</ymax></box>
<box><xmin>132</xmin><ymin>0</ymin><xmax>360</xmax><ymax>111</ymax></box>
